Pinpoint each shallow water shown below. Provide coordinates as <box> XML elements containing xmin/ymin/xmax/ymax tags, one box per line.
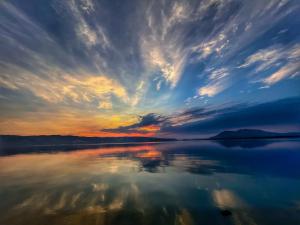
<box><xmin>0</xmin><ymin>140</ymin><xmax>300</xmax><ymax>225</ymax></box>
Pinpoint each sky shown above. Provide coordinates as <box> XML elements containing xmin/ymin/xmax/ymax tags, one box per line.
<box><xmin>0</xmin><ymin>0</ymin><xmax>299</xmax><ymax>138</ymax></box>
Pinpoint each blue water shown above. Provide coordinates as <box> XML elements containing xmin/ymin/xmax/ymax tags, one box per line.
<box><xmin>0</xmin><ymin>139</ymin><xmax>300</xmax><ymax>225</ymax></box>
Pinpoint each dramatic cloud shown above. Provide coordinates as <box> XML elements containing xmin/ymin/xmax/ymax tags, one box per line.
<box><xmin>161</xmin><ymin>97</ymin><xmax>300</xmax><ymax>135</ymax></box>
<box><xmin>103</xmin><ymin>113</ymin><xmax>166</xmax><ymax>134</ymax></box>
<box><xmin>0</xmin><ymin>0</ymin><xmax>299</xmax><ymax>136</ymax></box>
<box><xmin>103</xmin><ymin>97</ymin><xmax>300</xmax><ymax>137</ymax></box>
<box><xmin>0</xmin><ymin>72</ymin><xmax>129</xmax><ymax>108</ymax></box>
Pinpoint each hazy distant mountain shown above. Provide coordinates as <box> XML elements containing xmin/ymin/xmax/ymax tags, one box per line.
<box><xmin>0</xmin><ymin>135</ymin><xmax>176</xmax><ymax>148</ymax></box>
<box><xmin>211</xmin><ymin>129</ymin><xmax>300</xmax><ymax>140</ymax></box>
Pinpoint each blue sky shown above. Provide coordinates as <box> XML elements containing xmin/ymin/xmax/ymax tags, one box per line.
<box><xmin>0</xmin><ymin>0</ymin><xmax>299</xmax><ymax>137</ymax></box>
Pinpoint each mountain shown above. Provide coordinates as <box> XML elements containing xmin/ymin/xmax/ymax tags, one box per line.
<box><xmin>0</xmin><ymin>135</ymin><xmax>177</xmax><ymax>148</ymax></box>
<box><xmin>211</xmin><ymin>129</ymin><xmax>300</xmax><ymax>140</ymax></box>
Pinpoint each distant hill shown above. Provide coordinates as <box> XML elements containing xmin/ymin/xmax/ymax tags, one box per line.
<box><xmin>211</xmin><ymin>129</ymin><xmax>300</xmax><ymax>140</ymax></box>
<box><xmin>0</xmin><ymin>135</ymin><xmax>177</xmax><ymax>148</ymax></box>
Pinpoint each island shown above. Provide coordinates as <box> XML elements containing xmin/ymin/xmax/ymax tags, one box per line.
<box><xmin>210</xmin><ymin>129</ymin><xmax>300</xmax><ymax>140</ymax></box>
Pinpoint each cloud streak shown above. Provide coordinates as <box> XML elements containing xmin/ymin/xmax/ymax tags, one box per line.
<box><xmin>161</xmin><ymin>97</ymin><xmax>300</xmax><ymax>136</ymax></box>
<box><xmin>103</xmin><ymin>113</ymin><xmax>166</xmax><ymax>134</ymax></box>
<box><xmin>105</xmin><ymin>97</ymin><xmax>300</xmax><ymax>136</ymax></box>
<box><xmin>239</xmin><ymin>43</ymin><xmax>300</xmax><ymax>86</ymax></box>
<box><xmin>0</xmin><ymin>0</ymin><xmax>299</xmax><ymax>136</ymax></box>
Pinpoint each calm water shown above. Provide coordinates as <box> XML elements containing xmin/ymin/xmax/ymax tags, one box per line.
<box><xmin>0</xmin><ymin>140</ymin><xmax>300</xmax><ymax>225</ymax></box>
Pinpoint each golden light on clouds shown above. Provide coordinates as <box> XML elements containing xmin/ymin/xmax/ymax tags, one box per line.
<box><xmin>136</xmin><ymin>125</ymin><xmax>160</xmax><ymax>132</ymax></box>
<box><xmin>0</xmin><ymin>73</ymin><xmax>129</xmax><ymax>108</ymax></box>
<box><xmin>0</xmin><ymin>111</ymin><xmax>140</xmax><ymax>137</ymax></box>
<box><xmin>198</xmin><ymin>83</ymin><xmax>223</xmax><ymax>97</ymax></box>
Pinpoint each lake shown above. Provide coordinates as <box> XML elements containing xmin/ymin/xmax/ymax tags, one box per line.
<box><xmin>0</xmin><ymin>139</ymin><xmax>300</xmax><ymax>225</ymax></box>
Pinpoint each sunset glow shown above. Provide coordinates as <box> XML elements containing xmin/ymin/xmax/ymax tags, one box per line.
<box><xmin>0</xmin><ymin>0</ymin><xmax>299</xmax><ymax>138</ymax></box>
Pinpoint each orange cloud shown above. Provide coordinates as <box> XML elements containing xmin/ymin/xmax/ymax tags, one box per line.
<box><xmin>136</xmin><ymin>125</ymin><xmax>161</xmax><ymax>132</ymax></box>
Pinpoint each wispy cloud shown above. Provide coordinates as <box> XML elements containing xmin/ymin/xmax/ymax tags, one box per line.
<box><xmin>0</xmin><ymin>0</ymin><xmax>299</xmax><ymax>136</ymax></box>
<box><xmin>0</xmin><ymin>71</ymin><xmax>129</xmax><ymax>109</ymax></box>
<box><xmin>239</xmin><ymin>46</ymin><xmax>284</xmax><ymax>72</ymax></box>
<box><xmin>66</xmin><ymin>0</ymin><xmax>110</xmax><ymax>48</ymax></box>
<box><xmin>199</xmin><ymin>83</ymin><xmax>226</xmax><ymax>97</ymax></box>
<box><xmin>263</xmin><ymin>62</ymin><xmax>300</xmax><ymax>85</ymax></box>
<box><xmin>98</xmin><ymin>100</ymin><xmax>112</xmax><ymax>110</ymax></box>
<box><xmin>239</xmin><ymin>43</ymin><xmax>300</xmax><ymax>85</ymax></box>
<box><xmin>198</xmin><ymin>68</ymin><xmax>230</xmax><ymax>97</ymax></box>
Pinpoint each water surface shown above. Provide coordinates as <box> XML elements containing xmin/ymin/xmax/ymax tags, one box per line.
<box><xmin>1</xmin><ymin>140</ymin><xmax>300</xmax><ymax>225</ymax></box>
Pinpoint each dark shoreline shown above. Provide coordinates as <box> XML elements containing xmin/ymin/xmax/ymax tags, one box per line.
<box><xmin>1</xmin><ymin>129</ymin><xmax>299</xmax><ymax>153</ymax></box>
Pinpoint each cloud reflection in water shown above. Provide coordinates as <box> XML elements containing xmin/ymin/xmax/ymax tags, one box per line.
<box><xmin>0</xmin><ymin>140</ymin><xmax>300</xmax><ymax>225</ymax></box>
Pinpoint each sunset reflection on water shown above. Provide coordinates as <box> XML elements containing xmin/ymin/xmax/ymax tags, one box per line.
<box><xmin>1</xmin><ymin>140</ymin><xmax>300</xmax><ymax>225</ymax></box>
